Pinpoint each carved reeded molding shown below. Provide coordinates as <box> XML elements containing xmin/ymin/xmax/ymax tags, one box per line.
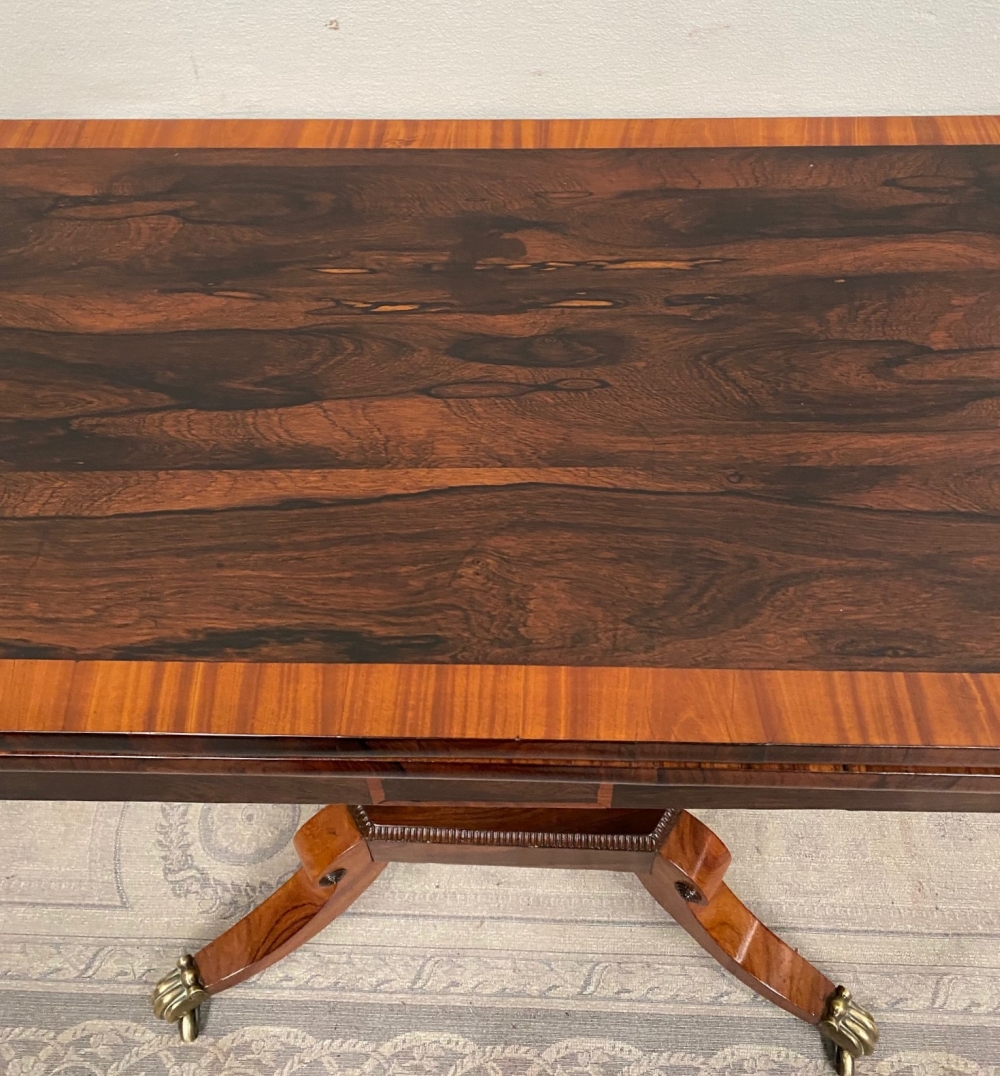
<box><xmin>350</xmin><ymin>807</ymin><xmax>680</xmax><ymax>851</ymax></box>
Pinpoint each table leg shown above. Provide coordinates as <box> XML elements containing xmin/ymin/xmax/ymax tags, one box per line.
<box><xmin>151</xmin><ymin>804</ymin><xmax>877</xmax><ymax>1073</ymax></box>
<box><xmin>152</xmin><ymin>805</ymin><xmax>384</xmax><ymax>1041</ymax></box>
<box><xmin>639</xmin><ymin>811</ymin><xmax>878</xmax><ymax>1075</ymax></box>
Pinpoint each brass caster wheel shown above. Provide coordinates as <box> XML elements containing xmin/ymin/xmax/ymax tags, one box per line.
<box><xmin>818</xmin><ymin>985</ymin><xmax>879</xmax><ymax>1075</ymax></box>
<box><xmin>152</xmin><ymin>954</ymin><xmax>208</xmax><ymax>1042</ymax></box>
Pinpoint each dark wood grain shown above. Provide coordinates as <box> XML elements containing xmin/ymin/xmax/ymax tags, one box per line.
<box><xmin>3</xmin><ymin>147</ymin><xmax>1000</xmax><ymax>669</ymax></box>
<box><xmin>8</xmin><ymin>486</ymin><xmax>1000</xmax><ymax>667</ymax></box>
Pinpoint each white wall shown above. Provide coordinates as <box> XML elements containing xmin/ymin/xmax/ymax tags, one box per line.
<box><xmin>2</xmin><ymin>0</ymin><xmax>999</xmax><ymax>119</ymax></box>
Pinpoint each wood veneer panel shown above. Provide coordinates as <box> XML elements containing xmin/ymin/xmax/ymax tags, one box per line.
<box><xmin>3</xmin><ymin>119</ymin><xmax>1000</xmax><ymax>758</ymax></box>
<box><xmin>3</xmin><ymin>146</ymin><xmax>1000</xmax><ymax>668</ymax></box>
<box><xmin>3</xmin><ymin>661</ymin><xmax>1000</xmax><ymax>747</ymax></box>
<box><xmin>2</xmin><ymin>117</ymin><xmax>1000</xmax><ymax>150</ymax></box>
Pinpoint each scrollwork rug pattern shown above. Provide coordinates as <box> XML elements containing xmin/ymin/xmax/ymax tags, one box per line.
<box><xmin>1</xmin><ymin>804</ymin><xmax>999</xmax><ymax>1075</ymax></box>
<box><xmin>2</xmin><ymin>1025</ymin><xmax>997</xmax><ymax>1076</ymax></box>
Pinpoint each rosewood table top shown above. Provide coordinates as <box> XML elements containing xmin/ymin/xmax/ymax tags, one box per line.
<box><xmin>3</xmin><ymin>117</ymin><xmax>1000</xmax><ymax>809</ymax></box>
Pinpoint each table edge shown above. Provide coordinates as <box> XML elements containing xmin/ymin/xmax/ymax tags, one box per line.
<box><xmin>1</xmin><ymin>116</ymin><xmax>999</xmax><ymax>149</ymax></box>
<box><xmin>5</xmin><ymin>117</ymin><xmax>1000</xmax><ymax>768</ymax></box>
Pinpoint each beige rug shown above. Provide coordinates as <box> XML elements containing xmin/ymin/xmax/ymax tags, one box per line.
<box><xmin>1</xmin><ymin>803</ymin><xmax>999</xmax><ymax>1075</ymax></box>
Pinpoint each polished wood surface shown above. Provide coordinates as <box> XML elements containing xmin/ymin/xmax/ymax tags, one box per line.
<box><xmin>4</xmin><ymin>660</ymin><xmax>1000</xmax><ymax>745</ymax></box>
<box><xmin>643</xmin><ymin>810</ymin><xmax>835</xmax><ymax>1025</ymax></box>
<box><xmin>195</xmin><ymin>804</ymin><xmax>384</xmax><ymax>993</ymax></box>
<box><xmin>7</xmin><ymin>659</ymin><xmax>1000</xmax><ymax>808</ymax></box>
<box><xmin>10</xmin><ymin>759</ymin><xmax>1000</xmax><ymax>811</ymax></box>
<box><xmin>3</xmin><ymin>118</ymin><xmax>1000</xmax><ymax>797</ymax></box>
<box><xmin>182</xmin><ymin>804</ymin><xmax>845</xmax><ymax>1047</ymax></box>
<box><xmin>2</xmin><ymin>116</ymin><xmax>999</xmax><ymax>149</ymax></box>
<box><xmin>4</xmin><ymin>145</ymin><xmax>1000</xmax><ymax>669</ymax></box>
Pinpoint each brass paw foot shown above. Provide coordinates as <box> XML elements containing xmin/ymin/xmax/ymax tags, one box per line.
<box><xmin>818</xmin><ymin>985</ymin><xmax>879</xmax><ymax>1075</ymax></box>
<box><xmin>152</xmin><ymin>954</ymin><xmax>209</xmax><ymax>1042</ymax></box>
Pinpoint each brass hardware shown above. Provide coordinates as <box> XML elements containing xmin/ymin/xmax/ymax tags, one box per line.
<box><xmin>179</xmin><ymin>1009</ymin><xmax>199</xmax><ymax>1043</ymax></box>
<box><xmin>152</xmin><ymin>953</ymin><xmax>209</xmax><ymax>1042</ymax></box>
<box><xmin>674</xmin><ymin>881</ymin><xmax>702</xmax><ymax>903</ymax></box>
<box><xmin>818</xmin><ymin>985</ymin><xmax>879</xmax><ymax>1075</ymax></box>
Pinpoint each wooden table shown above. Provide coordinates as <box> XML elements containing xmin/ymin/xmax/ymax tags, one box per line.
<box><xmin>3</xmin><ymin>116</ymin><xmax>1000</xmax><ymax>1074</ymax></box>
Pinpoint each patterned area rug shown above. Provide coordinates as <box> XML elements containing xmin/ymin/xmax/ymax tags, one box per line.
<box><xmin>1</xmin><ymin>803</ymin><xmax>999</xmax><ymax>1075</ymax></box>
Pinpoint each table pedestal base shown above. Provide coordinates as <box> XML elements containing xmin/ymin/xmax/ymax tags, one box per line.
<box><xmin>152</xmin><ymin>805</ymin><xmax>878</xmax><ymax>1074</ymax></box>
